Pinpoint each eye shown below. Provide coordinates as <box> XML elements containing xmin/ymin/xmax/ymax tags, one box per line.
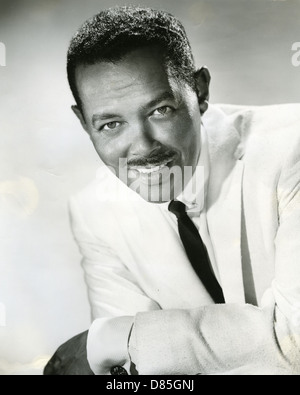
<box><xmin>101</xmin><ymin>121</ymin><xmax>121</xmax><ymax>131</ymax></box>
<box><xmin>152</xmin><ymin>106</ymin><xmax>173</xmax><ymax>116</ymax></box>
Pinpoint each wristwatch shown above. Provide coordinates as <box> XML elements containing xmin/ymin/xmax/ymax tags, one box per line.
<box><xmin>110</xmin><ymin>366</ymin><xmax>128</xmax><ymax>375</ymax></box>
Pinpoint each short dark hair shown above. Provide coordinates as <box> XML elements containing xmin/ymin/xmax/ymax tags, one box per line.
<box><xmin>67</xmin><ymin>6</ymin><xmax>196</xmax><ymax>108</ymax></box>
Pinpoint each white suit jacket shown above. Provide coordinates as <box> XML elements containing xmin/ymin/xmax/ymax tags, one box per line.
<box><xmin>70</xmin><ymin>104</ymin><xmax>300</xmax><ymax>375</ymax></box>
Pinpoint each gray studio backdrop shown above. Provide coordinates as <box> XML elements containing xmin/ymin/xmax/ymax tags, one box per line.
<box><xmin>0</xmin><ymin>0</ymin><xmax>300</xmax><ymax>374</ymax></box>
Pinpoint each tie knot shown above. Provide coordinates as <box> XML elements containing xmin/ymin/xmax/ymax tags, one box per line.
<box><xmin>168</xmin><ymin>200</ymin><xmax>187</xmax><ymax>219</ymax></box>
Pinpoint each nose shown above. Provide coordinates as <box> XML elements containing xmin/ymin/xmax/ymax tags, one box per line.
<box><xmin>128</xmin><ymin>122</ymin><xmax>161</xmax><ymax>158</ymax></box>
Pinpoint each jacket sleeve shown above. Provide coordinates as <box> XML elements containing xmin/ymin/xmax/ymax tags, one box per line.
<box><xmin>69</xmin><ymin>196</ymin><xmax>160</xmax><ymax>320</ymax></box>
<box><xmin>129</xmin><ymin>138</ymin><xmax>300</xmax><ymax>376</ymax></box>
<box><xmin>271</xmin><ymin>138</ymin><xmax>300</xmax><ymax>371</ymax></box>
<box><xmin>130</xmin><ymin>302</ymin><xmax>297</xmax><ymax>375</ymax></box>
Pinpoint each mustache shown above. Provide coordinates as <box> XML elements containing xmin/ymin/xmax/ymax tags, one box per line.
<box><xmin>127</xmin><ymin>150</ymin><xmax>178</xmax><ymax>167</ymax></box>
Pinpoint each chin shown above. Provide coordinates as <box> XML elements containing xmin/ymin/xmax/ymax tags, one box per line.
<box><xmin>130</xmin><ymin>181</ymin><xmax>180</xmax><ymax>203</ymax></box>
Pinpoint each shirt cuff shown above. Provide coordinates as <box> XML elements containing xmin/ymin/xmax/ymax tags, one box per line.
<box><xmin>87</xmin><ymin>316</ymin><xmax>134</xmax><ymax>375</ymax></box>
<box><xmin>128</xmin><ymin>322</ymin><xmax>139</xmax><ymax>374</ymax></box>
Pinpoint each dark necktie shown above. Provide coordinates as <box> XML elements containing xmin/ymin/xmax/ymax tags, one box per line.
<box><xmin>168</xmin><ymin>200</ymin><xmax>225</xmax><ymax>304</ymax></box>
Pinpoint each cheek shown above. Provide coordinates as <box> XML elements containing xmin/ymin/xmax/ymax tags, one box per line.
<box><xmin>90</xmin><ymin>134</ymin><xmax>126</xmax><ymax>168</ymax></box>
<box><xmin>166</xmin><ymin>112</ymin><xmax>200</xmax><ymax>153</ymax></box>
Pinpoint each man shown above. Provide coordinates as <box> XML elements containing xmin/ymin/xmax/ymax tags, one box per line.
<box><xmin>45</xmin><ymin>6</ymin><xmax>300</xmax><ymax>375</ymax></box>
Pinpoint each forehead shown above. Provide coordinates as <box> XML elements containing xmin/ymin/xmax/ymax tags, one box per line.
<box><xmin>75</xmin><ymin>47</ymin><xmax>183</xmax><ymax>112</ymax></box>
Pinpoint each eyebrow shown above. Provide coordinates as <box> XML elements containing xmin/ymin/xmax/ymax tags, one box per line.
<box><xmin>141</xmin><ymin>91</ymin><xmax>177</xmax><ymax>111</ymax></box>
<box><xmin>92</xmin><ymin>91</ymin><xmax>177</xmax><ymax>126</ymax></box>
<box><xmin>92</xmin><ymin>113</ymin><xmax>120</xmax><ymax>124</ymax></box>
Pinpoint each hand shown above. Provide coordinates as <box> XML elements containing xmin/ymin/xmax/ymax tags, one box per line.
<box><xmin>44</xmin><ymin>331</ymin><xmax>94</xmax><ymax>375</ymax></box>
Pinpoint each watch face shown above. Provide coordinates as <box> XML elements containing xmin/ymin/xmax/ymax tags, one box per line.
<box><xmin>110</xmin><ymin>366</ymin><xmax>128</xmax><ymax>375</ymax></box>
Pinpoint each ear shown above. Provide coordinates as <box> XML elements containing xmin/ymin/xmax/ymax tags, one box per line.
<box><xmin>71</xmin><ymin>105</ymin><xmax>89</xmax><ymax>133</ymax></box>
<box><xmin>194</xmin><ymin>66</ymin><xmax>211</xmax><ymax>114</ymax></box>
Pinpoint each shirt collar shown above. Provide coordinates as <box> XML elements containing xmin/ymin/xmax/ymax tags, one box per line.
<box><xmin>158</xmin><ymin>124</ymin><xmax>210</xmax><ymax>214</ymax></box>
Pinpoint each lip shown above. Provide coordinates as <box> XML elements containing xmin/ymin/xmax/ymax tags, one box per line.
<box><xmin>129</xmin><ymin>159</ymin><xmax>173</xmax><ymax>174</ymax></box>
<box><xmin>128</xmin><ymin>156</ymin><xmax>177</xmax><ymax>173</ymax></box>
<box><xmin>128</xmin><ymin>157</ymin><xmax>179</xmax><ymax>186</ymax></box>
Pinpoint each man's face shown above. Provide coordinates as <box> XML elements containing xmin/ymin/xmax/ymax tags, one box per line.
<box><xmin>74</xmin><ymin>46</ymin><xmax>202</xmax><ymax>202</ymax></box>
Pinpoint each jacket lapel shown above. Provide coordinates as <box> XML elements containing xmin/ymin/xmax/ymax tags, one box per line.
<box><xmin>207</xmin><ymin>160</ymin><xmax>245</xmax><ymax>303</ymax></box>
<box><xmin>203</xmin><ymin>105</ymin><xmax>248</xmax><ymax>304</ymax></box>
